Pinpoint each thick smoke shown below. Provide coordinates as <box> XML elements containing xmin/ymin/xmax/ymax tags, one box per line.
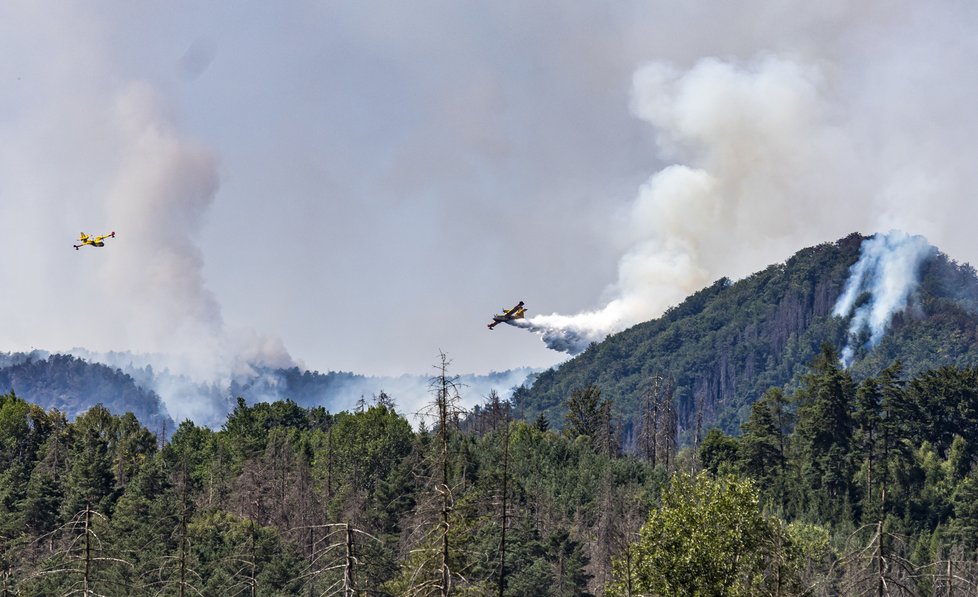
<box><xmin>833</xmin><ymin>231</ymin><xmax>934</xmax><ymax>367</ymax></box>
<box><xmin>520</xmin><ymin>3</ymin><xmax>978</xmax><ymax>353</ymax></box>
<box><xmin>325</xmin><ymin>367</ymin><xmax>538</xmax><ymax>426</ymax></box>
<box><xmin>0</xmin><ymin>5</ymin><xmax>299</xmax><ymax>423</ymax></box>
<box><xmin>522</xmin><ymin>56</ymin><xmax>854</xmax><ymax>353</ymax></box>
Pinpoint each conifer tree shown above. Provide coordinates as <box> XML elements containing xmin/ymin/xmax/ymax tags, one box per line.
<box><xmin>792</xmin><ymin>345</ymin><xmax>855</xmax><ymax>521</ymax></box>
<box><xmin>740</xmin><ymin>388</ymin><xmax>790</xmax><ymax>508</ymax></box>
<box><xmin>62</xmin><ymin>406</ymin><xmax>117</xmax><ymax>519</ymax></box>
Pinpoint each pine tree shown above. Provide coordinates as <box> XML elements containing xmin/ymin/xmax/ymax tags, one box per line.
<box><xmin>792</xmin><ymin>345</ymin><xmax>855</xmax><ymax>521</ymax></box>
<box><xmin>740</xmin><ymin>388</ymin><xmax>790</xmax><ymax>509</ymax></box>
<box><xmin>62</xmin><ymin>406</ymin><xmax>117</xmax><ymax>519</ymax></box>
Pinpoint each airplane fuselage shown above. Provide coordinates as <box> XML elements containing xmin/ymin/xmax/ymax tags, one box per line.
<box><xmin>487</xmin><ymin>301</ymin><xmax>526</xmax><ymax>330</ymax></box>
<box><xmin>73</xmin><ymin>231</ymin><xmax>114</xmax><ymax>250</ymax></box>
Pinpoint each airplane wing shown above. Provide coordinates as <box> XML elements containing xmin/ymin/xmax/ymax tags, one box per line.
<box><xmin>503</xmin><ymin>301</ymin><xmax>525</xmax><ymax>317</ymax></box>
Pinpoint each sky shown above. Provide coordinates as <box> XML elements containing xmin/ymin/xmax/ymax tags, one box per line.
<box><xmin>3</xmin><ymin>1</ymin><xmax>978</xmax><ymax>384</ymax></box>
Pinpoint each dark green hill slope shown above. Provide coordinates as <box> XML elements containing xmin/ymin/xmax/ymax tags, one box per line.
<box><xmin>514</xmin><ymin>233</ymin><xmax>978</xmax><ymax>438</ymax></box>
<box><xmin>0</xmin><ymin>352</ymin><xmax>173</xmax><ymax>431</ymax></box>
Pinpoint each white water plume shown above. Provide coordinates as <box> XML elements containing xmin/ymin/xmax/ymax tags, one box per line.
<box><xmin>833</xmin><ymin>231</ymin><xmax>934</xmax><ymax>367</ymax></box>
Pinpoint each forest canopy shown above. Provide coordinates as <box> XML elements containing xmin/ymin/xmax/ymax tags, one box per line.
<box><xmin>2</xmin><ymin>351</ymin><xmax>978</xmax><ymax>594</ymax></box>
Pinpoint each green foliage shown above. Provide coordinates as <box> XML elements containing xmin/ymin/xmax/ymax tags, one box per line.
<box><xmin>563</xmin><ymin>385</ymin><xmax>616</xmax><ymax>456</ymax></box>
<box><xmin>62</xmin><ymin>405</ymin><xmax>118</xmax><ymax>517</ymax></box>
<box><xmin>563</xmin><ymin>385</ymin><xmax>602</xmax><ymax>439</ymax></box>
<box><xmin>4</xmin><ymin>350</ymin><xmax>978</xmax><ymax>593</ymax></box>
<box><xmin>739</xmin><ymin>387</ymin><xmax>791</xmax><ymax>507</ymax></box>
<box><xmin>792</xmin><ymin>345</ymin><xmax>856</xmax><ymax>521</ymax></box>
<box><xmin>699</xmin><ymin>428</ymin><xmax>740</xmax><ymax>475</ymax></box>
<box><xmin>188</xmin><ymin>511</ymin><xmax>305</xmax><ymax>595</ymax></box>
<box><xmin>609</xmin><ymin>472</ymin><xmax>797</xmax><ymax>596</ymax></box>
<box><xmin>517</xmin><ymin>233</ymin><xmax>978</xmax><ymax>446</ymax></box>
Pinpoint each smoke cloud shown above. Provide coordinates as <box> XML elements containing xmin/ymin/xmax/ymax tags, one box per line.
<box><xmin>508</xmin><ymin>317</ymin><xmax>604</xmax><ymax>355</ymax></box>
<box><xmin>833</xmin><ymin>231</ymin><xmax>934</xmax><ymax>366</ymax></box>
<box><xmin>92</xmin><ymin>84</ymin><xmax>296</xmax><ymax>422</ymax></box>
<box><xmin>519</xmin><ymin>4</ymin><xmax>978</xmax><ymax>354</ymax></box>
<box><xmin>522</xmin><ymin>56</ymin><xmax>854</xmax><ymax>352</ymax></box>
<box><xmin>6</xmin><ymin>3</ymin><xmax>978</xmax><ymax>392</ymax></box>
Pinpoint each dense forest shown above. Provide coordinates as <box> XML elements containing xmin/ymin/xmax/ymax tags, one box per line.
<box><xmin>518</xmin><ymin>233</ymin><xmax>978</xmax><ymax>440</ymax></box>
<box><xmin>2</xmin><ymin>348</ymin><xmax>978</xmax><ymax>595</ymax></box>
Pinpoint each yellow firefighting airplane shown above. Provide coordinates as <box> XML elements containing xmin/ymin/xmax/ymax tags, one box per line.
<box><xmin>74</xmin><ymin>231</ymin><xmax>115</xmax><ymax>250</ymax></box>
<box><xmin>488</xmin><ymin>301</ymin><xmax>526</xmax><ymax>330</ymax></box>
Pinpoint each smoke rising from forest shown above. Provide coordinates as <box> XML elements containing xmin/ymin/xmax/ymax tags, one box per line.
<box><xmin>92</xmin><ymin>84</ymin><xmax>296</xmax><ymax>422</ymax></box>
<box><xmin>520</xmin><ymin>4</ymin><xmax>978</xmax><ymax>354</ymax></box>
<box><xmin>833</xmin><ymin>231</ymin><xmax>935</xmax><ymax>367</ymax></box>
<box><xmin>5</xmin><ymin>3</ymin><xmax>978</xmax><ymax>404</ymax></box>
<box><xmin>521</xmin><ymin>56</ymin><xmax>852</xmax><ymax>353</ymax></box>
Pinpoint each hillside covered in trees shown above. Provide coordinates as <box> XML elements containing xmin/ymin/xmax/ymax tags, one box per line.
<box><xmin>2</xmin><ymin>348</ymin><xmax>978</xmax><ymax>595</ymax></box>
<box><xmin>0</xmin><ymin>353</ymin><xmax>173</xmax><ymax>434</ymax></box>
<box><xmin>516</xmin><ymin>233</ymin><xmax>978</xmax><ymax>440</ymax></box>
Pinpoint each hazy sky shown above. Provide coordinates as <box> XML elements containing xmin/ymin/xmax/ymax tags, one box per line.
<box><xmin>3</xmin><ymin>1</ymin><xmax>978</xmax><ymax>380</ymax></box>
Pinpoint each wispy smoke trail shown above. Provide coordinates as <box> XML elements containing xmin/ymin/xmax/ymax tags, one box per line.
<box><xmin>833</xmin><ymin>231</ymin><xmax>934</xmax><ymax>366</ymax></box>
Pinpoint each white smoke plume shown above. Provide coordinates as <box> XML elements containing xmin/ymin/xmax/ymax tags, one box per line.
<box><xmin>833</xmin><ymin>231</ymin><xmax>934</xmax><ymax>367</ymax></box>
<box><xmin>91</xmin><ymin>84</ymin><xmax>296</xmax><ymax>422</ymax></box>
<box><xmin>0</xmin><ymin>5</ymin><xmax>300</xmax><ymax>424</ymax></box>
<box><xmin>27</xmin><ymin>80</ymin><xmax>299</xmax><ymax>424</ymax></box>
<box><xmin>521</xmin><ymin>2</ymin><xmax>978</xmax><ymax>354</ymax></box>
<box><xmin>509</xmin><ymin>318</ymin><xmax>605</xmax><ymax>355</ymax></box>
<box><xmin>522</xmin><ymin>56</ymin><xmax>856</xmax><ymax>353</ymax></box>
<box><xmin>325</xmin><ymin>368</ymin><xmax>538</xmax><ymax>427</ymax></box>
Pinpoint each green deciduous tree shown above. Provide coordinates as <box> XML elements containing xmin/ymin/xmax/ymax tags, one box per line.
<box><xmin>609</xmin><ymin>472</ymin><xmax>797</xmax><ymax>596</ymax></box>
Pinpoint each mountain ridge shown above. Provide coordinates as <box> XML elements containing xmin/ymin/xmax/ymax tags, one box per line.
<box><xmin>513</xmin><ymin>232</ymin><xmax>978</xmax><ymax>439</ymax></box>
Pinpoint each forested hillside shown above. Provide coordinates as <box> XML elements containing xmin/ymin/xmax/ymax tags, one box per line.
<box><xmin>0</xmin><ymin>353</ymin><xmax>172</xmax><ymax>433</ymax></box>
<box><xmin>2</xmin><ymin>350</ymin><xmax>978</xmax><ymax>595</ymax></box>
<box><xmin>516</xmin><ymin>233</ymin><xmax>978</xmax><ymax>440</ymax></box>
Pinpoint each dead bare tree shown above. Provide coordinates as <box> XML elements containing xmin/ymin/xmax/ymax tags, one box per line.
<box><xmin>914</xmin><ymin>541</ymin><xmax>978</xmax><ymax>596</ymax></box>
<box><xmin>494</xmin><ymin>392</ymin><xmax>512</xmax><ymax>597</ymax></box>
<box><xmin>638</xmin><ymin>375</ymin><xmax>664</xmax><ymax>466</ymax></box>
<box><xmin>827</xmin><ymin>522</ymin><xmax>921</xmax><ymax>597</ymax></box>
<box><xmin>639</xmin><ymin>376</ymin><xmax>678</xmax><ymax>472</ymax></box>
<box><xmin>17</xmin><ymin>504</ymin><xmax>132</xmax><ymax>596</ymax></box>
<box><xmin>293</xmin><ymin>522</ymin><xmax>381</xmax><ymax>596</ymax></box>
<box><xmin>398</xmin><ymin>351</ymin><xmax>469</xmax><ymax>596</ymax></box>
